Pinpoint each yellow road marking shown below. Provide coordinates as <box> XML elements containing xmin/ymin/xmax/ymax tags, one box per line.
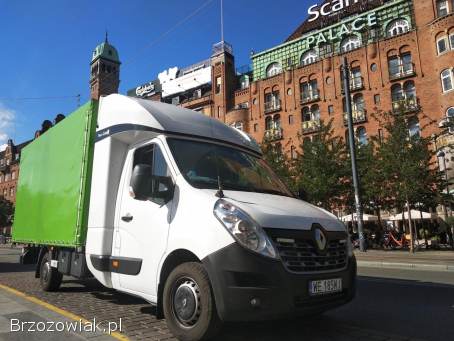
<box><xmin>0</xmin><ymin>283</ymin><xmax>129</xmax><ymax>341</ymax></box>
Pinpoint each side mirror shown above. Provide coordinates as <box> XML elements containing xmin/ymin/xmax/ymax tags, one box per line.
<box><xmin>130</xmin><ymin>164</ymin><xmax>153</xmax><ymax>201</ymax></box>
<box><xmin>297</xmin><ymin>187</ymin><xmax>308</xmax><ymax>201</ymax></box>
<box><xmin>151</xmin><ymin>176</ymin><xmax>174</xmax><ymax>205</ymax></box>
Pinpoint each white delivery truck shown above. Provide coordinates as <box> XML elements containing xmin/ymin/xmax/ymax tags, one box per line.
<box><xmin>13</xmin><ymin>94</ymin><xmax>356</xmax><ymax>341</ymax></box>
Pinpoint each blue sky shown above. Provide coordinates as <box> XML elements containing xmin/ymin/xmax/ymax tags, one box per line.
<box><xmin>0</xmin><ymin>0</ymin><xmax>313</xmax><ymax>145</ymax></box>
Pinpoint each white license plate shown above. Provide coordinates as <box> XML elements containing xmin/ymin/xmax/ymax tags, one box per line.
<box><xmin>309</xmin><ymin>278</ymin><xmax>342</xmax><ymax>296</ymax></box>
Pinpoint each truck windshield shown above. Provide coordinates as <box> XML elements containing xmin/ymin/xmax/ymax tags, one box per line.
<box><xmin>167</xmin><ymin>138</ymin><xmax>293</xmax><ymax>197</ymax></box>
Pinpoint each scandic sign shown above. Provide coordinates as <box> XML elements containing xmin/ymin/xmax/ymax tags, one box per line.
<box><xmin>308</xmin><ymin>0</ymin><xmax>373</xmax><ymax>22</ymax></box>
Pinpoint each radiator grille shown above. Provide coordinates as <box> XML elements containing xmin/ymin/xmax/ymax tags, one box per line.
<box><xmin>266</xmin><ymin>229</ymin><xmax>348</xmax><ymax>273</ymax></box>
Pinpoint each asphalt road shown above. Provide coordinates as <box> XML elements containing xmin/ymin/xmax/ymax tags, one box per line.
<box><xmin>0</xmin><ymin>246</ymin><xmax>453</xmax><ymax>341</ymax></box>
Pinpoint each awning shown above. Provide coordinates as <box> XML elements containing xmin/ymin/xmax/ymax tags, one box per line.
<box><xmin>340</xmin><ymin>213</ymin><xmax>379</xmax><ymax>222</ymax></box>
<box><xmin>387</xmin><ymin>210</ymin><xmax>436</xmax><ymax>221</ymax></box>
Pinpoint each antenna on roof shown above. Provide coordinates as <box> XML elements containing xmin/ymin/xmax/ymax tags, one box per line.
<box><xmin>220</xmin><ymin>0</ymin><xmax>224</xmax><ymax>42</ymax></box>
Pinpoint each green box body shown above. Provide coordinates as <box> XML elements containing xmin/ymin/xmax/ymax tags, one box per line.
<box><xmin>12</xmin><ymin>101</ymin><xmax>98</xmax><ymax>247</ymax></box>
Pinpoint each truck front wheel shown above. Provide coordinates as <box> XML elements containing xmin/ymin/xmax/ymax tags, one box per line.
<box><xmin>39</xmin><ymin>252</ymin><xmax>62</xmax><ymax>291</ymax></box>
<box><xmin>163</xmin><ymin>262</ymin><xmax>221</xmax><ymax>341</ymax></box>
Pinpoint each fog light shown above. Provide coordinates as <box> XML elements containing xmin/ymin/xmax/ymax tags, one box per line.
<box><xmin>250</xmin><ymin>298</ymin><xmax>261</xmax><ymax>307</ymax></box>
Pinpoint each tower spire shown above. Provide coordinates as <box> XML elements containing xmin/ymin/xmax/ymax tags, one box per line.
<box><xmin>105</xmin><ymin>30</ymin><xmax>108</xmax><ymax>43</ymax></box>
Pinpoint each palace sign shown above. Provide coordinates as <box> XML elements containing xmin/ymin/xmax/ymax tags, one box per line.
<box><xmin>300</xmin><ymin>12</ymin><xmax>377</xmax><ymax>48</ymax></box>
<box><xmin>308</xmin><ymin>0</ymin><xmax>373</xmax><ymax>22</ymax></box>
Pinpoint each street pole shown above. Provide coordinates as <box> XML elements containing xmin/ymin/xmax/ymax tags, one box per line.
<box><xmin>342</xmin><ymin>57</ymin><xmax>366</xmax><ymax>252</ymax></box>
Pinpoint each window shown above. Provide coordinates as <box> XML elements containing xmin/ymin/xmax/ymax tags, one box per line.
<box><xmin>0</xmin><ymin>174</ymin><xmax>3</xmax><ymax>183</ymax></box>
<box><xmin>311</xmin><ymin>105</ymin><xmax>320</xmax><ymax>121</ymax></box>
<box><xmin>288</xmin><ymin>115</ymin><xmax>294</xmax><ymax>125</ymax></box>
<box><xmin>217</xmin><ymin>106</ymin><xmax>222</xmax><ymax>118</ymax></box>
<box><xmin>215</xmin><ymin>76</ymin><xmax>222</xmax><ymax>94</ymax></box>
<box><xmin>341</xmin><ymin>36</ymin><xmax>361</xmax><ymax>53</ymax></box>
<box><xmin>266</xmin><ymin>63</ymin><xmax>282</xmax><ymax>78</ymax></box>
<box><xmin>254</xmin><ymin>123</ymin><xmax>258</xmax><ymax>132</ymax></box>
<box><xmin>450</xmin><ymin>33</ymin><xmax>454</xmax><ymax>49</ymax></box>
<box><xmin>441</xmin><ymin>69</ymin><xmax>454</xmax><ymax>92</ymax></box>
<box><xmin>132</xmin><ymin>144</ymin><xmax>171</xmax><ymax>204</ymax></box>
<box><xmin>328</xmin><ymin>105</ymin><xmax>334</xmax><ymax>115</ymax></box>
<box><xmin>290</xmin><ymin>146</ymin><xmax>297</xmax><ymax>159</ymax></box>
<box><xmin>374</xmin><ymin>94</ymin><xmax>381</xmax><ymax>104</ymax></box>
<box><xmin>10</xmin><ymin>188</ymin><xmax>14</xmax><ymax>197</ymax></box>
<box><xmin>387</xmin><ymin>19</ymin><xmax>410</xmax><ymax>37</ymax></box>
<box><xmin>302</xmin><ymin>107</ymin><xmax>311</xmax><ymax>122</ymax></box>
<box><xmin>3</xmin><ymin>189</ymin><xmax>6</xmax><ymax>198</ymax></box>
<box><xmin>408</xmin><ymin>117</ymin><xmax>420</xmax><ymax>137</ymax></box>
<box><xmin>5</xmin><ymin>173</ymin><xmax>10</xmax><ymax>181</ymax></box>
<box><xmin>240</xmin><ymin>75</ymin><xmax>250</xmax><ymax>90</ymax></box>
<box><xmin>388</xmin><ymin>53</ymin><xmax>413</xmax><ymax>77</ymax></box>
<box><xmin>437</xmin><ymin>36</ymin><xmax>449</xmax><ymax>54</ymax></box>
<box><xmin>357</xmin><ymin>127</ymin><xmax>368</xmax><ymax>146</ymax></box>
<box><xmin>447</xmin><ymin>107</ymin><xmax>454</xmax><ymax>133</ymax></box>
<box><xmin>436</xmin><ymin>0</ymin><xmax>449</xmax><ymax>17</ymax></box>
<box><xmin>353</xmin><ymin>94</ymin><xmax>365</xmax><ymax>112</ymax></box>
<box><xmin>264</xmin><ymin>91</ymin><xmax>281</xmax><ymax>111</ymax></box>
<box><xmin>231</xmin><ymin>122</ymin><xmax>243</xmax><ymax>131</ymax></box>
<box><xmin>265</xmin><ymin>116</ymin><xmax>273</xmax><ymax>130</ymax></box>
<box><xmin>11</xmin><ymin>171</ymin><xmax>15</xmax><ymax>180</ymax></box>
<box><xmin>300</xmin><ymin>50</ymin><xmax>318</xmax><ymax>66</ymax></box>
<box><xmin>300</xmin><ymin>80</ymin><xmax>319</xmax><ymax>100</ymax></box>
<box><xmin>404</xmin><ymin>81</ymin><xmax>416</xmax><ymax>99</ymax></box>
<box><xmin>447</xmin><ymin>107</ymin><xmax>454</xmax><ymax>118</ymax></box>
<box><xmin>319</xmin><ymin>43</ymin><xmax>333</xmax><ymax>57</ymax></box>
<box><xmin>370</xmin><ymin>63</ymin><xmax>378</xmax><ymax>72</ymax></box>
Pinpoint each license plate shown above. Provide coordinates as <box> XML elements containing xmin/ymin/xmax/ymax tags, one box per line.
<box><xmin>309</xmin><ymin>278</ymin><xmax>342</xmax><ymax>296</ymax></box>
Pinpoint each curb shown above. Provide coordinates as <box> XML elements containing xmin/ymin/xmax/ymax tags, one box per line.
<box><xmin>357</xmin><ymin>260</ymin><xmax>454</xmax><ymax>272</ymax></box>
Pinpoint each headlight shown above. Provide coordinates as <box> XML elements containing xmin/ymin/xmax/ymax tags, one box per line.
<box><xmin>213</xmin><ymin>199</ymin><xmax>277</xmax><ymax>259</ymax></box>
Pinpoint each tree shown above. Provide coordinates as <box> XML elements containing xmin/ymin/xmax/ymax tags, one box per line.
<box><xmin>0</xmin><ymin>196</ymin><xmax>14</xmax><ymax>230</ymax></box>
<box><xmin>294</xmin><ymin>120</ymin><xmax>349</xmax><ymax>210</ymax></box>
<box><xmin>261</xmin><ymin>138</ymin><xmax>296</xmax><ymax>192</ymax></box>
<box><xmin>373</xmin><ymin>109</ymin><xmax>442</xmax><ymax>252</ymax></box>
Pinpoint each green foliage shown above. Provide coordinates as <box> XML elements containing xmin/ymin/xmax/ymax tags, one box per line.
<box><xmin>294</xmin><ymin>120</ymin><xmax>349</xmax><ymax>210</ymax></box>
<box><xmin>261</xmin><ymin>138</ymin><xmax>296</xmax><ymax>192</ymax></box>
<box><xmin>0</xmin><ymin>197</ymin><xmax>14</xmax><ymax>227</ymax></box>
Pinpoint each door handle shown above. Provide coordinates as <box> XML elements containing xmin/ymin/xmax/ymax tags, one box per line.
<box><xmin>121</xmin><ymin>214</ymin><xmax>133</xmax><ymax>222</ymax></box>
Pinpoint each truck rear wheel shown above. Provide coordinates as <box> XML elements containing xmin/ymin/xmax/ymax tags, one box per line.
<box><xmin>39</xmin><ymin>252</ymin><xmax>62</xmax><ymax>291</ymax></box>
<box><xmin>163</xmin><ymin>262</ymin><xmax>221</xmax><ymax>341</ymax></box>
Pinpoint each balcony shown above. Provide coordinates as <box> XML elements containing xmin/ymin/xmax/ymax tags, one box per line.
<box><xmin>264</xmin><ymin>128</ymin><xmax>283</xmax><ymax>142</ymax></box>
<box><xmin>300</xmin><ymin>90</ymin><xmax>320</xmax><ymax>104</ymax></box>
<box><xmin>342</xmin><ymin>76</ymin><xmax>364</xmax><ymax>93</ymax></box>
<box><xmin>389</xmin><ymin>63</ymin><xmax>416</xmax><ymax>81</ymax></box>
<box><xmin>343</xmin><ymin>110</ymin><xmax>367</xmax><ymax>126</ymax></box>
<box><xmin>264</xmin><ymin>99</ymin><xmax>282</xmax><ymax>114</ymax></box>
<box><xmin>392</xmin><ymin>97</ymin><xmax>419</xmax><ymax>114</ymax></box>
<box><xmin>302</xmin><ymin>120</ymin><xmax>321</xmax><ymax>135</ymax></box>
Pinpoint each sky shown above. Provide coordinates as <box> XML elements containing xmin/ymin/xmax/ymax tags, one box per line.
<box><xmin>0</xmin><ymin>0</ymin><xmax>314</xmax><ymax>144</ymax></box>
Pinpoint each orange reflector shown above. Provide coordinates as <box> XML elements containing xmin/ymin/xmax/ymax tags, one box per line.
<box><xmin>112</xmin><ymin>260</ymin><xmax>119</xmax><ymax>268</ymax></box>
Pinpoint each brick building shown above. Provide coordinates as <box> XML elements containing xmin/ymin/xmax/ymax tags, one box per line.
<box><xmin>128</xmin><ymin>0</ymin><xmax>454</xmax><ymax>166</ymax></box>
<box><xmin>0</xmin><ymin>139</ymin><xmax>30</xmax><ymax>234</ymax></box>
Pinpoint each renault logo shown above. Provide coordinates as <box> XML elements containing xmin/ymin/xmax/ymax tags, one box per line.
<box><xmin>314</xmin><ymin>227</ymin><xmax>327</xmax><ymax>251</ymax></box>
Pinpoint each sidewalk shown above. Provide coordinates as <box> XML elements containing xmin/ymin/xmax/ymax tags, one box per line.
<box><xmin>0</xmin><ymin>285</ymin><xmax>117</xmax><ymax>341</ymax></box>
<box><xmin>355</xmin><ymin>249</ymin><xmax>454</xmax><ymax>272</ymax></box>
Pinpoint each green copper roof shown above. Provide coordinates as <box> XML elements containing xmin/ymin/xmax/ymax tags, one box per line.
<box><xmin>91</xmin><ymin>38</ymin><xmax>120</xmax><ymax>64</ymax></box>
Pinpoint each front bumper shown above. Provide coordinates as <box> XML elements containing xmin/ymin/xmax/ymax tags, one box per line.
<box><xmin>202</xmin><ymin>243</ymin><xmax>356</xmax><ymax>322</ymax></box>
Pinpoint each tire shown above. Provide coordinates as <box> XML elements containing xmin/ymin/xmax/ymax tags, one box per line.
<box><xmin>39</xmin><ymin>251</ymin><xmax>62</xmax><ymax>291</ymax></box>
<box><xmin>163</xmin><ymin>262</ymin><xmax>221</xmax><ymax>341</ymax></box>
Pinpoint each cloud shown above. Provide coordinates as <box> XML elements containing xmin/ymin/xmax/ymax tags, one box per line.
<box><xmin>0</xmin><ymin>102</ymin><xmax>16</xmax><ymax>144</ymax></box>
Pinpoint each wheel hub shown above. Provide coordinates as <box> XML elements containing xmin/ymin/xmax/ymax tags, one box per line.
<box><xmin>173</xmin><ymin>279</ymin><xmax>201</xmax><ymax>327</ymax></box>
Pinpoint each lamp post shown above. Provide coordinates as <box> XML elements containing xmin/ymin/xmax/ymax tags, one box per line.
<box><xmin>342</xmin><ymin>57</ymin><xmax>366</xmax><ymax>252</ymax></box>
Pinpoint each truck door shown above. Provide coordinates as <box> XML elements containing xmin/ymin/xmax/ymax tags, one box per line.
<box><xmin>113</xmin><ymin>141</ymin><xmax>173</xmax><ymax>299</ymax></box>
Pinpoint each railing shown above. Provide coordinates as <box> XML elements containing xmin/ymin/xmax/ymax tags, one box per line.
<box><xmin>389</xmin><ymin>63</ymin><xmax>415</xmax><ymax>80</ymax></box>
<box><xmin>264</xmin><ymin>128</ymin><xmax>283</xmax><ymax>142</ymax></box>
<box><xmin>264</xmin><ymin>99</ymin><xmax>282</xmax><ymax>114</ymax></box>
<box><xmin>302</xmin><ymin>120</ymin><xmax>321</xmax><ymax>134</ymax></box>
<box><xmin>392</xmin><ymin>97</ymin><xmax>419</xmax><ymax>113</ymax></box>
<box><xmin>300</xmin><ymin>89</ymin><xmax>320</xmax><ymax>104</ymax></box>
<box><xmin>343</xmin><ymin>109</ymin><xmax>367</xmax><ymax>126</ymax></box>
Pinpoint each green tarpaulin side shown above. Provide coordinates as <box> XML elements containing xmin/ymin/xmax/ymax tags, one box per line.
<box><xmin>12</xmin><ymin>101</ymin><xmax>98</xmax><ymax>247</ymax></box>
